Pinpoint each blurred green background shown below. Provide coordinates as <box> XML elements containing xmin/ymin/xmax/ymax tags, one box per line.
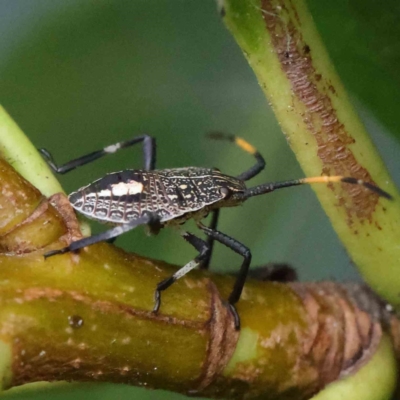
<box><xmin>0</xmin><ymin>1</ymin><xmax>399</xmax><ymax>399</ymax></box>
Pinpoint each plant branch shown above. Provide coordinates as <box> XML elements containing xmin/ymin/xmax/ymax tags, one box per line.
<box><xmin>220</xmin><ymin>0</ymin><xmax>400</xmax><ymax>311</ymax></box>
<box><xmin>0</xmin><ymin>2</ymin><xmax>399</xmax><ymax>395</ymax></box>
<box><xmin>0</xmin><ymin>106</ymin><xmax>63</xmax><ymax>198</ymax></box>
<box><xmin>0</xmin><ymin>131</ymin><xmax>397</xmax><ymax>398</ymax></box>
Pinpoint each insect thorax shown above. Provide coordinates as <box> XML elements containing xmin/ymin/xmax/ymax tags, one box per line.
<box><xmin>68</xmin><ymin>168</ymin><xmax>245</xmax><ymax>225</ymax></box>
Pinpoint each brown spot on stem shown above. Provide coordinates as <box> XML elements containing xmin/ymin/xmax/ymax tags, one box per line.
<box><xmin>260</xmin><ymin>1</ymin><xmax>379</xmax><ymax>223</ymax></box>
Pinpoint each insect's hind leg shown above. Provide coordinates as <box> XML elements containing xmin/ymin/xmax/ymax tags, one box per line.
<box><xmin>39</xmin><ymin>134</ymin><xmax>156</xmax><ymax>174</ymax></box>
<box><xmin>43</xmin><ymin>213</ymin><xmax>160</xmax><ymax>258</ymax></box>
<box><xmin>153</xmin><ymin>232</ymin><xmax>210</xmax><ymax>314</ymax></box>
<box><xmin>199</xmin><ymin>209</ymin><xmax>220</xmax><ymax>270</ymax></box>
<box><xmin>244</xmin><ymin>263</ymin><xmax>298</xmax><ymax>283</ymax></box>
<box><xmin>197</xmin><ymin>221</ymin><xmax>251</xmax><ymax>330</ymax></box>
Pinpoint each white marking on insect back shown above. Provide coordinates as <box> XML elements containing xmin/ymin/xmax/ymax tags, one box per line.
<box><xmin>111</xmin><ymin>181</ymin><xmax>144</xmax><ymax>196</ymax></box>
<box><xmin>97</xmin><ymin>189</ymin><xmax>112</xmax><ymax>197</ymax></box>
<box><xmin>104</xmin><ymin>143</ymin><xmax>121</xmax><ymax>153</ymax></box>
<box><xmin>179</xmin><ymin>184</ymin><xmax>188</xmax><ymax>189</ymax></box>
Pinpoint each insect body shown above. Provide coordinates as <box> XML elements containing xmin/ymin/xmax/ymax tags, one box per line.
<box><xmin>70</xmin><ymin>167</ymin><xmax>245</xmax><ymax>226</ymax></box>
<box><xmin>40</xmin><ymin>133</ymin><xmax>392</xmax><ymax>329</ymax></box>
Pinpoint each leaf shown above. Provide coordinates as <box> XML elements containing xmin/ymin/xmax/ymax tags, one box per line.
<box><xmin>308</xmin><ymin>0</ymin><xmax>400</xmax><ymax>141</ymax></box>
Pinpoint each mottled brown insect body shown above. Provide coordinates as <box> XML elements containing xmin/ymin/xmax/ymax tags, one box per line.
<box><xmin>69</xmin><ymin>167</ymin><xmax>246</xmax><ymax>226</ymax></box>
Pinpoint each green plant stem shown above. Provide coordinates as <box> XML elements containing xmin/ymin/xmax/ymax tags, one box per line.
<box><xmin>0</xmin><ymin>106</ymin><xmax>63</xmax><ymax>197</ymax></box>
<box><xmin>0</xmin><ymin>133</ymin><xmax>396</xmax><ymax>398</ymax></box>
<box><xmin>0</xmin><ymin>14</ymin><xmax>398</xmax><ymax>394</ymax></box>
<box><xmin>221</xmin><ymin>0</ymin><xmax>400</xmax><ymax>310</ymax></box>
<box><xmin>312</xmin><ymin>335</ymin><xmax>397</xmax><ymax>400</ymax></box>
<box><xmin>0</xmin><ymin>106</ymin><xmax>90</xmax><ymax>236</ymax></box>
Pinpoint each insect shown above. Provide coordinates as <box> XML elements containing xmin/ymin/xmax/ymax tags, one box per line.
<box><xmin>40</xmin><ymin>133</ymin><xmax>392</xmax><ymax>329</ymax></box>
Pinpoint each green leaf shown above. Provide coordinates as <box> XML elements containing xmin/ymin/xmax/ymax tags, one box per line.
<box><xmin>308</xmin><ymin>0</ymin><xmax>400</xmax><ymax>141</ymax></box>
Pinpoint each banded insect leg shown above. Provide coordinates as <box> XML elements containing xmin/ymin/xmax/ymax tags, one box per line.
<box><xmin>44</xmin><ymin>213</ymin><xmax>160</xmax><ymax>258</ymax></box>
<box><xmin>40</xmin><ymin>134</ymin><xmax>156</xmax><ymax>174</ymax></box>
<box><xmin>153</xmin><ymin>232</ymin><xmax>210</xmax><ymax>313</ymax></box>
<box><xmin>206</xmin><ymin>132</ymin><xmax>266</xmax><ymax>181</ymax></box>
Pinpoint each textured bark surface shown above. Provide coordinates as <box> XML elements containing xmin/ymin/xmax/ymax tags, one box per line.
<box><xmin>260</xmin><ymin>0</ymin><xmax>378</xmax><ymax>224</ymax></box>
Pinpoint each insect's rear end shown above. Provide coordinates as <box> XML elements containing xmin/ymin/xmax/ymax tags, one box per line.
<box><xmin>69</xmin><ymin>170</ymin><xmax>149</xmax><ymax>224</ymax></box>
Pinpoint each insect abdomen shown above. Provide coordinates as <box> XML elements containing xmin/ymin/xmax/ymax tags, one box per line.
<box><xmin>68</xmin><ymin>170</ymin><xmax>196</xmax><ymax>224</ymax></box>
<box><xmin>69</xmin><ymin>170</ymin><xmax>150</xmax><ymax>224</ymax></box>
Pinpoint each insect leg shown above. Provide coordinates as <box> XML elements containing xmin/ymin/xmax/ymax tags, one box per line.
<box><xmin>44</xmin><ymin>213</ymin><xmax>160</xmax><ymax>258</ymax></box>
<box><xmin>197</xmin><ymin>222</ymin><xmax>251</xmax><ymax>330</ymax></box>
<box><xmin>39</xmin><ymin>134</ymin><xmax>156</xmax><ymax>174</ymax></box>
<box><xmin>243</xmin><ymin>263</ymin><xmax>297</xmax><ymax>283</ymax></box>
<box><xmin>199</xmin><ymin>209</ymin><xmax>220</xmax><ymax>270</ymax></box>
<box><xmin>206</xmin><ymin>132</ymin><xmax>265</xmax><ymax>181</ymax></box>
<box><xmin>153</xmin><ymin>232</ymin><xmax>210</xmax><ymax>314</ymax></box>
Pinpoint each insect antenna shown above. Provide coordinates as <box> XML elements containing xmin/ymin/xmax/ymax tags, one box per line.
<box><xmin>243</xmin><ymin>175</ymin><xmax>393</xmax><ymax>200</ymax></box>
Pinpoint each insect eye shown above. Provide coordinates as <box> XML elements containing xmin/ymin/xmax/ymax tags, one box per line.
<box><xmin>219</xmin><ymin>187</ymin><xmax>230</xmax><ymax>198</ymax></box>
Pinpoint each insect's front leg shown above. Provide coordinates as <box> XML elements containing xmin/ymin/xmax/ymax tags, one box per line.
<box><xmin>39</xmin><ymin>134</ymin><xmax>157</xmax><ymax>174</ymax></box>
<box><xmin>152</xmin><ymin>232</ymin><xmax>210</xmax><ymax>314</ymax></box>
<box><xmin>44</xmin><ymin>213</ymin><xmax>160</xmax><ymax>258</ymax></box>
